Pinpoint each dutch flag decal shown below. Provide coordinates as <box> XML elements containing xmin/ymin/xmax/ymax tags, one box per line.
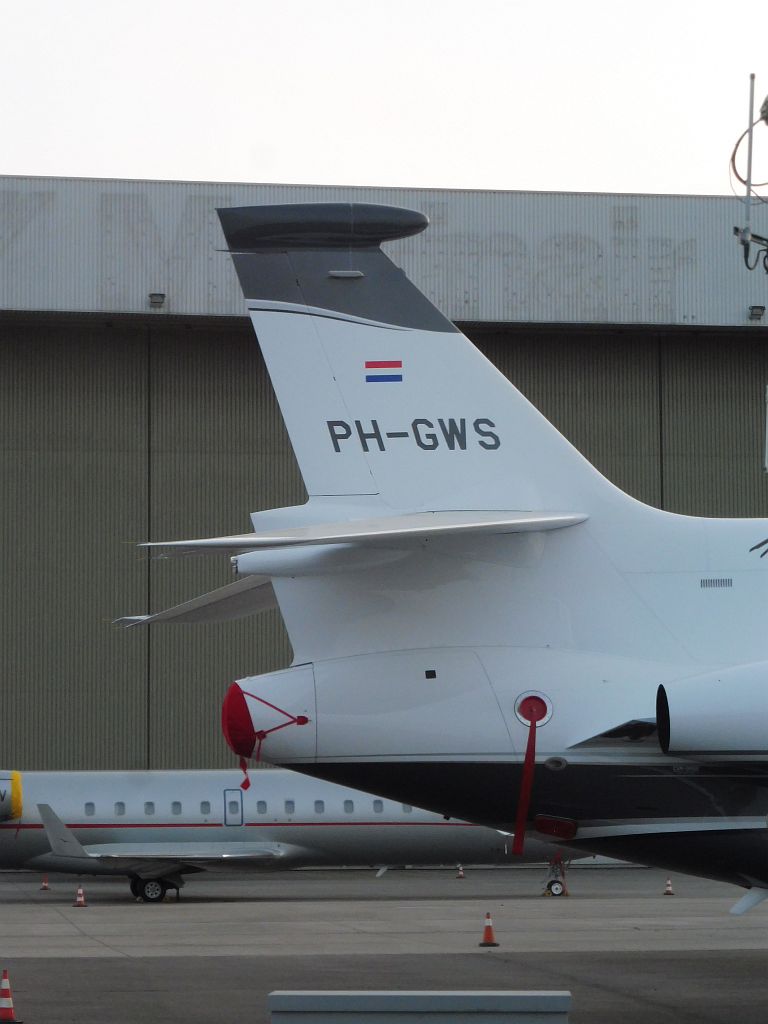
<box><xmin>365</xmin><ymin>360</ymin><xmax>403</xmax><ymax>383</ymax></box>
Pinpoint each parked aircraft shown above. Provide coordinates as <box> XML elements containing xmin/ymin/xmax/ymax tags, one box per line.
<box><xmin>120</xmin><ymin>202</ymin><xmax>768</xmax><ymax>913</ymax></box>
<box><xmin>0</xmin><ymin>768</ymin><xmax>550</xmax><ymax>902</ymax></box>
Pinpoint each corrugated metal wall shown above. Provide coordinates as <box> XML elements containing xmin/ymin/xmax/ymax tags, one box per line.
<box><xmin>0</xmin><ymin>319</ymin><xmax>149</xmax><ymax>767</ymax></box>
<box><xmin>2</xmin><ymin>175</ymin><xmax>767</xmax><ymax>328</ymax></box>
<box><xmin>661</xmin><ymin>334</ymin><xmax>768</xmax><ymax>517</ymax></box>
<box><xmin>475</xmin><ymin>327</ymin><xmax>662</xmax><ymax>507</ymax></box>
<box><xmin>0</xmin><ymin>316</ymin><xmax>302</xmax><ymax>770</ymax></box>
<box><xmin>3</xmin><ymin>313</ymin><xmax>768</xmax><ymax>769</ymax></box>
<box><xmin>145</xmin><ymin>324</ymin><xmax>302</xmax><ymax>769</ymax></box>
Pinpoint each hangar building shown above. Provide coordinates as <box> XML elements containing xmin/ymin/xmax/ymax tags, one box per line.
<box><xmin>1</xmin><ymin>175</ymin><xmax>766</xmax><ymax>769</ymax></box>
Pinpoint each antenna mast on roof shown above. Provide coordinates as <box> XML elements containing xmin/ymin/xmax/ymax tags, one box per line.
<box><xmin>733</xmin><ymin>73</ymin><xmax>768</xmax><ymax>273</ymax></box>
<box><xmin>744</xmin><ymin>73</ymin><xmax>756</xmax><ymax>242</ymax></box>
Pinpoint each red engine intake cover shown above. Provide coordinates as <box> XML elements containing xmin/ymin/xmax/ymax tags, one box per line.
<box><xmin>221</xmin><ymin>683</ymin><xmax>257</xmax><ymax>758</ymax></box>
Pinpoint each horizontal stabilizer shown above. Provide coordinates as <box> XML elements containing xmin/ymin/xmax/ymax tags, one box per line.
<box><xmin>141</xmin><ymin>510</ymin><xmax>588</xmax><ymax>557</ymax></box>
<box><xmin>114</xmin><ymin>575</ymin><xmax>276</xmax><ymax>627</ymax></box>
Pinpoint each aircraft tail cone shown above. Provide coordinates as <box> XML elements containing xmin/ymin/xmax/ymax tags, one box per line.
<box><xmin>0</xmin><ymin>969</ymin><xmax>22</xmax><ymax>1023</ymax></box>
<box><xmin>73</xmin><ymin>884</ymin><xmax>87</xmax><ymax>908</ymax></box>
<box><xmin>39</xmin><ymin>875</ymin><xmax>49</xmax><ymax>892</ymax></box>
<box><xmin>664</xmin><ymin>878</ymin><xmax>674</xmax><ymax>896</ymax></box>
<box><xmin>456</xmin><ymin>865</ymin><xmax>465</xmax><ymax>879</ymax></box>
<box><xmin>478</xmin><ymin>911</ymin><xmax>499</xmax><ymax>947</ymax></box>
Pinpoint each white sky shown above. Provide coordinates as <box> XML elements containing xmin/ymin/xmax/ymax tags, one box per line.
<box><xmin>2</xmin><ymin>0</ymin><xmax>768</xmax><ymax>197</ymax></box>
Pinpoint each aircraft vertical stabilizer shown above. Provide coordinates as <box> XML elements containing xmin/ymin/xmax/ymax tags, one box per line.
<box><xmin>217</xmin><ymin>204</ymin><xmax>628</xmax><ymax>516</ymax></box>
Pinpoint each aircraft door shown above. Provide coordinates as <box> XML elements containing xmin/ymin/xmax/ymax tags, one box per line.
<box><xmin>224</xmin><ymin>788</ymin><xmax>243</xmax><ymax>826</ymax></box>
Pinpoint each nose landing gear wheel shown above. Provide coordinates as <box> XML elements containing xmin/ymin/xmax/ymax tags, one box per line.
<box><xmin>548</xmin><ymin>879</ymin><xmax>565</xmax><ymax>896</ymax></box>
<box><xmin>138</xmin><ymin>878</ymin><xmax>168</xmax><ymax>903</ymax></box>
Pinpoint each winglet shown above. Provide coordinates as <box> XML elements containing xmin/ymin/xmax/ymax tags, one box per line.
<box><xmin>37</xmin><ymin>804</ymin><xmax>89</xmax><ymax>859</ymax></box>
<box><xmin>730</xmin><ymin>887</ymin><xmax>768</xmax><ymax>915</ymax></box>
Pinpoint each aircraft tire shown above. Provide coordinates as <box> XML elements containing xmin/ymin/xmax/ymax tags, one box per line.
<box><xmin>139</xmin><ymin>878</ymin><xmax>167</xmax><ymax>903</ymax></box>
<box><xmin>548</xmin><ymin>880</ymin><xmax>565</xmax><ymax>896</ymax></box>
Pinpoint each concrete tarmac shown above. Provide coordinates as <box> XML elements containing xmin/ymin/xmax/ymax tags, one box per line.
<box><xmin>1</xmin><ymin>866</ymin><xmax>766</xmax><ymax>1023</ymax></box>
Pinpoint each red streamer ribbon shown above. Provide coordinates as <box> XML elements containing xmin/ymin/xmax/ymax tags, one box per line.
<box><xmin>239</xmin><ymin>690</ymin><xmax>310</xmax><ymax>762</ymax></box>
<box><xmin>239</xmin><ymin>756</ymin><xmax>251</xmax><ymax>791</ymax></box>
<box><xmin>512</xmin><ymin>696</ymin><xmax>548</xmax><ymax>855</ymax></box>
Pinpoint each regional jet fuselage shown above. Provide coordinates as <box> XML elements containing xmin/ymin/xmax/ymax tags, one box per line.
<box><xmin>0</xmin><ymin>768</ymin><xmax>539</xmax><ymax>902</ymax></box>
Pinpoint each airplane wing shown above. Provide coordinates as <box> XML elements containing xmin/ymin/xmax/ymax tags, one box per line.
<box><xmin>140</xmin><ymin>510</ymin><xmax>588</xmax><ymax>557</ymax></box>
<box><xmin>113</xmin><ymin>574</ymin><xmax>276</xmax><ymax>627</ymax></box>
<box><xmin>81</xmin><ymin>841</ymin><xmax>295</xmax><ymax>862</ymax></box>
<box><xmin>36</xmin><ymin>804</ymin><xmax>299</xmax><ymax>873</ymax></box>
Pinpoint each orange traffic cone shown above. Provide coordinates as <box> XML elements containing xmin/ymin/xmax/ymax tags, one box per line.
<box><xmin>0</xmin><ymin>968</ymin><xmax>21</xmax><ymax>1023</ymax></box>
<box><xmin>664</xmin><ymin>878</ymin><xmax>674</xmax><ymax>896</ymax></box>
<box><xmin>478</xmin><ymin>911</ymin><xmax>499</xmax><ymax>947</ymax></box>
<box><xmin>73</xmin><ymin>884</ymin><xmax>87</xmax><ymax>908</ymax></box>
<box><xmin>40</xmin><ymin>874</ymin><xmax>50</xmax><ymax>891</ymax></box>
<box><xmin>456</xmin><ymin>865</ymin><xmax>465</xmax><ymax>879</ymax></box>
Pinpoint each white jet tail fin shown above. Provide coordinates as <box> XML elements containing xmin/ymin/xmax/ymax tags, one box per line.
<box><xmin>217</xmin><ymin>204</ymin><xmax>626</xmax><ymax>516</ymax></box>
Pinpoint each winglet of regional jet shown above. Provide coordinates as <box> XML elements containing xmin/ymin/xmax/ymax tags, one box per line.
<box><xmin>37</xmin><ymin>804</ymin><xmax>90</xmax><ymax>860</ymax></box>
<box><xmin>730</xmin><ymin>887</ymin><xmax>768</xmax><ymax>915</ymax></box>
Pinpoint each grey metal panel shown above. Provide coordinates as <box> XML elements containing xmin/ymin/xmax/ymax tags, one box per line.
<box><xmin>471</xmin><ymin>328</ymin><xmax>662</xmax><ymax>506</ymax></box>
<box><xmin>0</xmin><ymin>320</ymin><xmax>149</xmax><ymax>769</ymax></box>
<box><xmin>1</xmin><ymin>175</ymin><xmax>766</xmax><ymax>327</ymax></box>
<box><xmin>144</xmin><ymin>323</ymin><xmax>303</xmax><ymax>768</ymax></box>
<box><xmin>661</xmin><ymin>331</ymin><xmax>768</xmax><ymax>516</ymax></box>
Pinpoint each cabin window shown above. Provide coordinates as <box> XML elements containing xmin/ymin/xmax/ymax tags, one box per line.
<box><xmin>373</xmin><ymin>799</ymin><xmax>384</xmax><ymax>813</ymax></box>
<box><xmin>402</xmin><ymin>804</ymin><xmax>413</xmax><ymax>813</ymax></box>
<box><xmin>314</xmin><ymin>800</ymin><xmax>325</xmax><ymax>814</ymax></box>
<box><xmin>84</xmin><ymin>801</ymin><xmax>95</xmax><ymax>816</ymax></box>
<box><xmin>257</xmin><ymin>800</ymin><xmax>267</xmax><ymax>814</ymax></box>
<box><xmin>144</xmin><ymin>801</ymin><xmax>155</xmax><ymax>816</ymax></box>
<box><xmin>228</xmin><ymin>800</ymin><xmax>240</xmax><ymax>815</ymax></box>
<box><xmin>284</xmin><ymin>800</ymin><xmax>295</xmax><ymax>815</ymax></box>
<box><xmin>114</xmin><ymin>801</ymin><xmax>125</xmax><ymax>816</ymax></box>
<box><xmin>200</xmin><ymin>800</ymin><xmax>211</xmax><ymax>815</ymax></box>
<box><xmin>171</xmin><ymin>801</ymin><xmax>182</xmax><ymax>815</ymax></box>
<box><xmin>344</xmin><ymin>799</ymin><xmax>354</xmax><ymax>813</ymax></box>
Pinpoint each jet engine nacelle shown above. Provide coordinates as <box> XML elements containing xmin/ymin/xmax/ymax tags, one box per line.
<box><xmin>657</xmin><ymin>661</ymin><xmax>768</xmax><ymax>755</ymax></box>
<box><xmin>222</xmin><ymin>650</ymin><xmax>516</xmax><ymax>765</ymax></box>
<box><xmin>0</xmin><ymin>771</ymin><xmax>22</xmax><ymax>820</ymax></box>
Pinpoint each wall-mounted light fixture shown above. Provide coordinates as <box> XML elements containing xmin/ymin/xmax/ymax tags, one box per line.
<box><xmin>749</xmin><ymin>304</ymin><xmax>765</xmax><ymax>321</ymax></box>
<box><xmin>148</xmin><ymin>292</ymin><xmax>166</xmax><ymax>309</ymax></box>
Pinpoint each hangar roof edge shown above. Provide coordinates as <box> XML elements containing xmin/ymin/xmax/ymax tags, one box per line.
<box><xmin>1</xmin><ymin>176</ymin><xmax>765</xmax><ymax>326</ymax></box>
